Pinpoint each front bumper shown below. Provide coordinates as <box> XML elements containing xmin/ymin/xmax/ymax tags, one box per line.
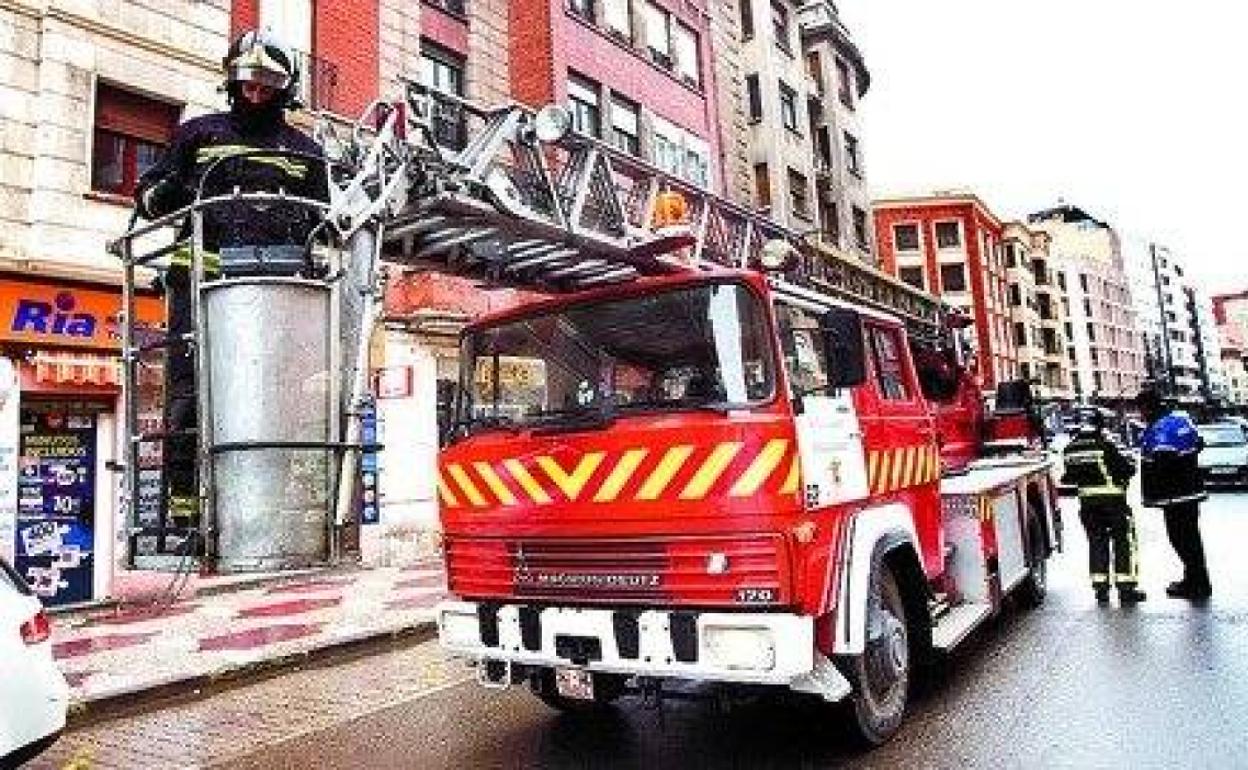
<box><xmin>436</xmin><ymin>600</ymin><xmax>825</xmax><ymax>688</ymax></box>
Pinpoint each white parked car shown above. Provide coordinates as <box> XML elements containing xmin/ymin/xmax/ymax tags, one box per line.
<box><xmin>1197</xmin><ymin>422</ymin><xmax>1248</xmax><ymax>487</ymax></box>
<box><xmin>0</xmin><ymin>556</ymin><xmax>68</xmax><ymax>767</ymax></box>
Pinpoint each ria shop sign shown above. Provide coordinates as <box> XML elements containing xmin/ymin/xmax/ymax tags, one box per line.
<box><xmin>1</xmin><ymin>278</ymin><xmax>165</xmax><ymax>350</ymax></box>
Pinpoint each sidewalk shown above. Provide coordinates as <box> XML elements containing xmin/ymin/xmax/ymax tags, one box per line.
<box><xmin>49</xmin><ymin>560</ymin><xmax>447</xmax><ymax>709</ymax></box>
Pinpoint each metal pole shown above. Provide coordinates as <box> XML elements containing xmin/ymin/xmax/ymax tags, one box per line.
<box><xmin>327</xmin><ymin>249</ymin><xmax>343</xmax><ymax>565</ymax></box>
<box><xmin>190</xmin><ymin>208</ymin><xmax>216</xmax><ymax>573</ymax></box>
<box><xmin>333</xmin><ymin>226</ymin><xmax>383</xmax><ymax>533</ymax></box>
<box><xmin>120</xmin><ymin>240</ymin><xmax>139</xmax><ymax>569</ymax></box>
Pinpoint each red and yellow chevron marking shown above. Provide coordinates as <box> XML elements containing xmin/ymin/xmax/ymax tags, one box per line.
<box><xmin>868</xmin><ymin>444</ymin><xmax>940</xmax><ymax>496</ymax></box>
<box><xmin>439</xmin><ymin>439</ymin><xmax>800</xmax><ymax>509</ymax></box>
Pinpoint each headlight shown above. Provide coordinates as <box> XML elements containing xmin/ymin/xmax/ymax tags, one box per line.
<box><xmin>703</xmin><ymin>625</ymin><xmax>776</xmax><ymax>671</ymax></box>
<box><xmin>440</xmin><ymin>609</ymin><xmax>480</xmax><ymax>648</ymax></box>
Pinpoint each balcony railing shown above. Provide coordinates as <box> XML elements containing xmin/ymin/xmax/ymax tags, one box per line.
<box><xmin>294</xmin><ymin>50</ymin><xmax>340</xmax><ymax>113</ymax></box>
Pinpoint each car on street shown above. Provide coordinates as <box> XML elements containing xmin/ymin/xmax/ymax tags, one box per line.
<box><xmin>0</xmin><ymin>556</ymin><xmax>69</xmax><ymax>767</ymax></box>
<box><xmin>1197</xmin><ymin>422</ymin><xmax>1248</xmax><ymax>487</ymax></box>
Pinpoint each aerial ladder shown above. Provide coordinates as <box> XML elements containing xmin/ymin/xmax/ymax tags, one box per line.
<box><xmin>112</xmin><ymin>83</ymin><xmax>962</xmax><ymax>574</ymax></box>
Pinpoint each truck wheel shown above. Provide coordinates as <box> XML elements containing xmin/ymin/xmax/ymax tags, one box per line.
<box><xmin>529</xmin><ymin>668</ymin><xmax>624</xmax><ymax>713</ymax></box>
<box><xmin>839</xmin><ymin>566</ymin><xmax>910</xmax><ymax>745</ymax></box>
<box><xmin>1018</xmin><ymin>515</ymin><xmax>1048</xmax><ymax>608</ymax></box>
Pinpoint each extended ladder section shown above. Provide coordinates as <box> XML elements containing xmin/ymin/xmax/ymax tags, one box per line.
<box><xmin>323</xmin><ymin>84</ymin><xmax>949</xmax><ymax>339</ymax></box>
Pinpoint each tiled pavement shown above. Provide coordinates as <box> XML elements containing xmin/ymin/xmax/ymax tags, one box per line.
<box><xmin>50</xmin><ymin>562</ymin><xmax>447</xmax><ymax>707</ymax></box>
<box><xmin>30</xmin><ymin>633</ymin><xmax>470</xmax><ymax>769</ymax></box>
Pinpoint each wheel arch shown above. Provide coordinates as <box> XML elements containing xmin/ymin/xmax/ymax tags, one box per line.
<box><xmin>831</xmin><ymin>503</ymin><xmax>931</xmax><ymax>656</ymax></box>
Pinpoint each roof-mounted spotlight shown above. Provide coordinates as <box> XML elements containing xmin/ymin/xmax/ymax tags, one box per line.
<box><xmin>760</xmin><ymin>238</ymin><xmax>800</xmax><ymax>272</ymax></box>
<box><xmin>533</xmin><ymin>104</ymin><xmax>573</xmax><ymax>144</ymax></box>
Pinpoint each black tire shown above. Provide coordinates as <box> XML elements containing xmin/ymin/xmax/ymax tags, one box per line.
<box><xmin>838</xmin><ymin>566</ymin><xmax>911</xmax><ymax>746</ymax></box>
<box><xmin>529</xmin><ymin>667</ymin><xmax>624</xmax><ymax>713</ymax></box>
<box><xmin>1018</xmin><ymin>511</ymin><xmax>1049</xmax><ymax>608</ymax></box>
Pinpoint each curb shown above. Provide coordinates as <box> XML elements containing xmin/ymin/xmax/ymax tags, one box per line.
<box><xmin>65</xmin><ymin>619</ymin><xmax>438</xmax><ymax>729</ymax></box>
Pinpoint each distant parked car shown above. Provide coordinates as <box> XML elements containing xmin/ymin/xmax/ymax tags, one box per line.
<box><xmin>1197</xmin><ymin>422</ymin><xmax>1248</xmax><ymax>487</ymax></box>
<box><xmin>0</xmin><ymin>556</ymin><xmax>68</xmax><ymax>767</ymax></box>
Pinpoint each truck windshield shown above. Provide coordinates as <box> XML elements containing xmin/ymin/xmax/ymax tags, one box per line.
<box><xmin>456</xmin><ymin>282</ymin><xmax>775</xmax><ymax>434</ymax></box>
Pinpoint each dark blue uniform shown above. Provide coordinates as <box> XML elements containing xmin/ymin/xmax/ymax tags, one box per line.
<box><xmin>1140</xmin><ymin>411</ymin><xmax>1211</xmax><ymax>597</ymax></box>
<box><xmin>134</xmin><ymin>109</ymin><xmax>329</xmax><ymax>518</ymax></box>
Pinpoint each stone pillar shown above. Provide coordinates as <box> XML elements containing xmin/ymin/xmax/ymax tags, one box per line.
<box><xmin>468</xmin><ymin>0</ymin><xmax>509</xmax><ymax>105</ymax></box>
<box><xmin>707</xmin><ymin>0</ymin><xmax>752</xmax><ymax>206</ymax></box>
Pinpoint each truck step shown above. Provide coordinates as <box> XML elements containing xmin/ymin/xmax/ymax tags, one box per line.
<box><xmin>931</xmin><ymin>602</ymin><xmax>993</xmax><ymax>652</ymax></box>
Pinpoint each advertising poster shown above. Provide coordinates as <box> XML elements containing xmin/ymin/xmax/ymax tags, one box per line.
<box><xmin>15</xmin><ymin>408</ymin><xmax>97</xmax><ymax>606</ymax></box>
<box><xmin>0</xmin><ymin>358</ymin><xmax>18</xmax><ymax>563</ymax></box>
<box><xmin>360</xmin><ymin>399</ymin><xmax>380</xmax><ymax>526</ymax></box>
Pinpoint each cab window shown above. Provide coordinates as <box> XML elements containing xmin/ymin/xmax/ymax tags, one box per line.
<box><xmin>775</xmin><ymin>303</ymin><xmax>829</xmax><ymax>395</ymax></box>
<box><xmin>869</xmin><ymin>324</ymin><xmax>911</xmax><ymax>401</ymax></box>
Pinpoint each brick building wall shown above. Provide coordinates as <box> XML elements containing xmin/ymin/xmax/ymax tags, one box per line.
<box><xmin>874</xmin><ymin>196</ymin><xmax>1016</xmax><ymax>390</ymax></box>
<box><xmin>508</xmin><ymin>0</ymin><xmax>722</xmax><ymax>191</ymax></box>
<box><xmin>231</xmin><ymin>0</ymin><xmax>379</xmax><ymax>118</ymax></box>
<box><xmin>509</xmin><ymin>0</ymin><xmax>556</xmax><ymax>106</ymax></box>
<box><xmin>379</xmin><ymin>1</ymin><xmax>422</xmax><ymax>99</ymax></box>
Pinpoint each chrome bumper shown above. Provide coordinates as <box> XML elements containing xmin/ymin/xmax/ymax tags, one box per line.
<box><xmin>436</xmin><ymin>600</ymin><xmax>847</xmax><ymax>696</ymax></box>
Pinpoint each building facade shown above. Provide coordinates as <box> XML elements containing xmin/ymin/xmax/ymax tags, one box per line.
<box><xmin>1001</xmin><ymin>222</ymin><xmax>1070</xmax><ymax>400</ymax></box>
<box><xmin>729</xmin><ymin>1</ymin><xmax>873</xmax><ymax>260</ymax></box>
<box><xmin>510</xmin><ymin>0</ymin><xmax>721</xmax><ymax>191</ymax></box>
<box><xmin>1122</xmin><ymin>239</ymin><xmax>1207</xmax><ymax>403</ymax></box>
<box><xmin>873</xmin><ymin>192</ymin><xmax>1017</xmax><ymax>391</ymax></box>
<box><xmin>0</xmin><ymin>0</ymin><xmax>231</xmax><ymax>605</ymax></box>
<box><xmin>1028</xmin><ymin>205</ymin><xmax>1145</xmax><ymax>405</ymax></box>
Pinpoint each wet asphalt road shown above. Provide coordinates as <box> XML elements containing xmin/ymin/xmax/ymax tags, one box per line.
<box><xmin>217</xmin><ymin>489</ymin><xmax>1248</xmax><ymax>770</ymax></box>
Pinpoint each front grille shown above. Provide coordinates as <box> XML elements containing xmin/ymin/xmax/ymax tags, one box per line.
<box><xmin>445</xmin><ymin>534</ymin><xmax>792</xmax><ymax>607</ymax></box>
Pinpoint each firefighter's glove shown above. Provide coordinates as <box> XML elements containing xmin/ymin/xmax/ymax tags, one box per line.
<box><xmin>136</xmin><ymin>175</ymin><xmax>184</xmax><ymax>220</ymax></box>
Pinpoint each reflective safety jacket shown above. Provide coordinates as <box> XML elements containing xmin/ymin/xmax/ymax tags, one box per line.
<box><xmin>1061</xmin><ymin>430</ymin><xmax>1135</xmax><ymax>499</ymax></box>
<box><xmin>1139</xmin><ymin>412</ymin><xmax>1206</xmax><ymax>507</ymax></box>
<box><xmin>134</xmin><ymin>111</ymin><xmax>329</xmax><ymax>271</ymax></box>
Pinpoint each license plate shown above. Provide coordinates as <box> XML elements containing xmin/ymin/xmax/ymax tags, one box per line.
<box><xmin>554</xmin><ymin>668</ymin><xmax>595</xmax><ymax>700</ymax></box>
<box><xmin>1210</xmin><ymin>467</ymin><xmax>1238</xmax><ymax>476</ymax></box>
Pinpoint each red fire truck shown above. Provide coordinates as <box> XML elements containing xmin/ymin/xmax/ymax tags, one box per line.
<box><xmin>127</xmin><ymin>83</ymin><xmax>1057</xmax><ymax>745</ymax></box>
<box><xmin>403</xmin><ymin>95</ymin><xmax>1061</xmax><ymax>743</ymax></box>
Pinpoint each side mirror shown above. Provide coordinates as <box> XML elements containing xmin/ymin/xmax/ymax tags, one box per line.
<box><xmin>435</xmin><ymin>379</ymin><xmax>456</xmax><ymax>446</ymax></box>
<box><xmin>821</xmin><ymin>307</ymin><xmax>866</xmax><ymax>390</ymax></box>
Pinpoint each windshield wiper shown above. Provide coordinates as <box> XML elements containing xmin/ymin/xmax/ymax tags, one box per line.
<box><xmin>617</xmin><ymin>399</ymin><xmax>742</xmax><ymax>415</ymax></box>
<box><xmin>529</xmin><ymin>405</ymin><xmax>617</xmax><ymax>435</ymax></box>
<box><xmin>454</xmin><ymin>414</ymin><xmax>523</xmax><ymax>437</ymax></box>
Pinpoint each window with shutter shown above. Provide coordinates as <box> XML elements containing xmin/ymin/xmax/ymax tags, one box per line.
<box><xmin>91</xmin><ymin>84</ymin><xmax>180</xmax><ymax>198</ymax></box>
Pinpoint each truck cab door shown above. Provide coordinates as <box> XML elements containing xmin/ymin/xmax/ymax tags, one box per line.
<box><xmin>775</xmin><ymin>301</ymin><xmax>869</xmax><ymax>509</ymax></box>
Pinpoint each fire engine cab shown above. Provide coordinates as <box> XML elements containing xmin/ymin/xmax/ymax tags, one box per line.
<box><xmin>113</xmin><ymin>83</ymin><xmax>1060</xmax><ymax>745</ymax></box>
<box><xmin>434</xmin><ymin>252</ymin><xmax>1058</xmax><ymax>742</ymax></box>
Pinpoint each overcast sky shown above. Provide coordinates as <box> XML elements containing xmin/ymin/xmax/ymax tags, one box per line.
<box><xmin>841</xmin><ymin>0</ymin><xmax>1246</xmax><ymax>294</ymax></box>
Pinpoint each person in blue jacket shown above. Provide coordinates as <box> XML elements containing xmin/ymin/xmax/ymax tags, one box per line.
<box><xmin>1137</xmin><ymin>384</ymin><xmax>1211</xmax><ymax>599</ymax></box>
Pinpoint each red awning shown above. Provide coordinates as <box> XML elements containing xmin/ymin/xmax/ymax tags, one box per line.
<box><xmin>30</xmin><ymin>350</ymin><xmax>120</xmax><ymax>387</ymax></box>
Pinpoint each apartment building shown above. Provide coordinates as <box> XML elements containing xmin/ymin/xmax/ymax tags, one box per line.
<box><xmin>1121</xmin><ymin>237</ymin><xmax>1228</xmax><ymax>404</ymax></box>
<box><xmin>511</xmin><ymin>0</ymin><xmax>720</xmax><ymax>191</ymax></box>
<box><xmin>734</xmin><ymin>1</ymin><xmax>873</xmax><ymax>261</ymax></box>
<box><xmin>873</xmin><ymin>192</ymin><xmax>1017</xmax><ymax>391</ymax></box>
<box><xmin>1028</xmin><ymin>205</ymin><xmax>1145</xmax><ymax>405</ymax></box>
<box><xmin>1188</xmin><ymin>287</ymin><xmax>1225</xmax><ymax>403</ymax></box>
<box><xmin>1002</xmin><ymin>222</ymin><xmax>1070</xmax><ymax>400</ymax></box>
<box><xmin>0</xmin><ymin>0</ymin><xmax>232</xmax><ymax>605</ymax></box>
<box><xmin>1215</xmin><ymin>291</ymin><xmax>1248</xmax><ymax>407</ymax></box>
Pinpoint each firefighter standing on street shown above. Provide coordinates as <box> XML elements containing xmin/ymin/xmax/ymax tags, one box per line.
<box><xmin>1061</xmin><ymin>408</ymin><xmax>1146</xmax><ymax>604</ymax></box>
<box><xmin>133</xmin><ymin>28</ymin><xmax>329</xmax><ymax>526</ymax></box>
<box><xmin>1137</xmin><ymin>385</ymin><xmax>1211</xmax><ymax>600</ymax></box>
